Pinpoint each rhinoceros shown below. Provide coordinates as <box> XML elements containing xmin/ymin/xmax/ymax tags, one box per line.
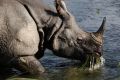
<box><xmin>0</xmin><ymin>0</ymin><xmax>106</xmax><ymax>75</ymax></box>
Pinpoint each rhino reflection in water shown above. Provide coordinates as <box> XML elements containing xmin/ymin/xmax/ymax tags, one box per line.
<box><xmin>0</xmin><ymin>0</ymin><xmax>106</xmax><ymax>75</ymax></box>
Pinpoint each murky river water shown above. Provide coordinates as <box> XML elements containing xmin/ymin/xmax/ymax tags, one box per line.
<box><xmin>4</xmin><ymin>0</ymin><xmax>120</xmax><ymax>80</ymax></box>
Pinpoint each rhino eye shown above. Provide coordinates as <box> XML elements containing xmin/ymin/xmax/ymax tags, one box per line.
<box><xmin>77</xmin><ymin>38</ymin><xmax>82</xmax><ymax>44</ymax></box>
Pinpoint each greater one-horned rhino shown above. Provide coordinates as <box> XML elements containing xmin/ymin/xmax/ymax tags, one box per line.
<box><xmin>0</xmin><ymin>0</ymin><xmax>106</xmax><ymax>75</ymax></box>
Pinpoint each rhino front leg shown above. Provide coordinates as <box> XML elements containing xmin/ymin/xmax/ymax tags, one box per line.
<box><xmin>15</xmin><ymin>56</ymin><xmax>45</xmax><ymax>75</ymax></box>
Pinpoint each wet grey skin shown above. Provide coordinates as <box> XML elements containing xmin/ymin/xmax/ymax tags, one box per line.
<box><xmin>0</xmin><ymin>0</ymin><xmax>106</xmax><ymax>75</ymax></box>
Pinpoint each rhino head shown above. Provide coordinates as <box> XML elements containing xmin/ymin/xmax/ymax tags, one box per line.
<box><xmin>45</xmin><ymin>0</ymin><xmax>106</xmax><ymax>69</ymax></box>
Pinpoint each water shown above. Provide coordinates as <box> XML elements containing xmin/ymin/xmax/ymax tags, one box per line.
<box><xmin>5</xmin><ymin>0</ymin><xmax>120</xmax><ymax>80</ymax></box>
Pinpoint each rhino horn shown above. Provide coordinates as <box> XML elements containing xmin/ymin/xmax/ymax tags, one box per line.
<box><xmin>91</xmin><ymin>17</ymin><xmax>106</xmax><ymax>43</ymax></box>
<box><xmin>96</xmin><ymin>17</ymin><xmax>106</xmax><ymax>35</ymax></box>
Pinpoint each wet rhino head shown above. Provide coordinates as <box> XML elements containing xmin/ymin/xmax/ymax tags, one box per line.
<box><xmin>45</xmin><ymin>0</ymin><xmax>106</xmax><ymax>69</ymax></box>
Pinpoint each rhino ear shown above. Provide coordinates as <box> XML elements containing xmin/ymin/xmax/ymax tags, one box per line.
<box><xmin>96</xmin><ymin>17</ymin><xmax>106</xmax><ymax>35</ymax></box>
<box><xmin>55</xmin><ymin>0</ymin><xmax>70</xmax><ymax>20</ymax></box>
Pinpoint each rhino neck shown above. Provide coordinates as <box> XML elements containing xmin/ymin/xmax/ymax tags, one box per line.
<box><xmin>41</xmin><ymin>10</ymin><xmax>63</xmax><ymax>47</ymax></box>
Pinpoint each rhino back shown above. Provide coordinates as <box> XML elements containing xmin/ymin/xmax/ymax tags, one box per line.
<box><xmin>0</xmin><ymin>0</ymin><xmax>40</xmax><ymax>57</ymax></box>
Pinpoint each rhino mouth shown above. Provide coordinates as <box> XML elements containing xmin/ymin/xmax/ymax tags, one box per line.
<box><xmin>95</xmin><ymin>52</ymin><xmax>101</xmax><ymax>57</ymax></box>
<box><xmin>82</xmin><ymin>53</ymin><xmax>104</xmax><ymax>71</ymax></box>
